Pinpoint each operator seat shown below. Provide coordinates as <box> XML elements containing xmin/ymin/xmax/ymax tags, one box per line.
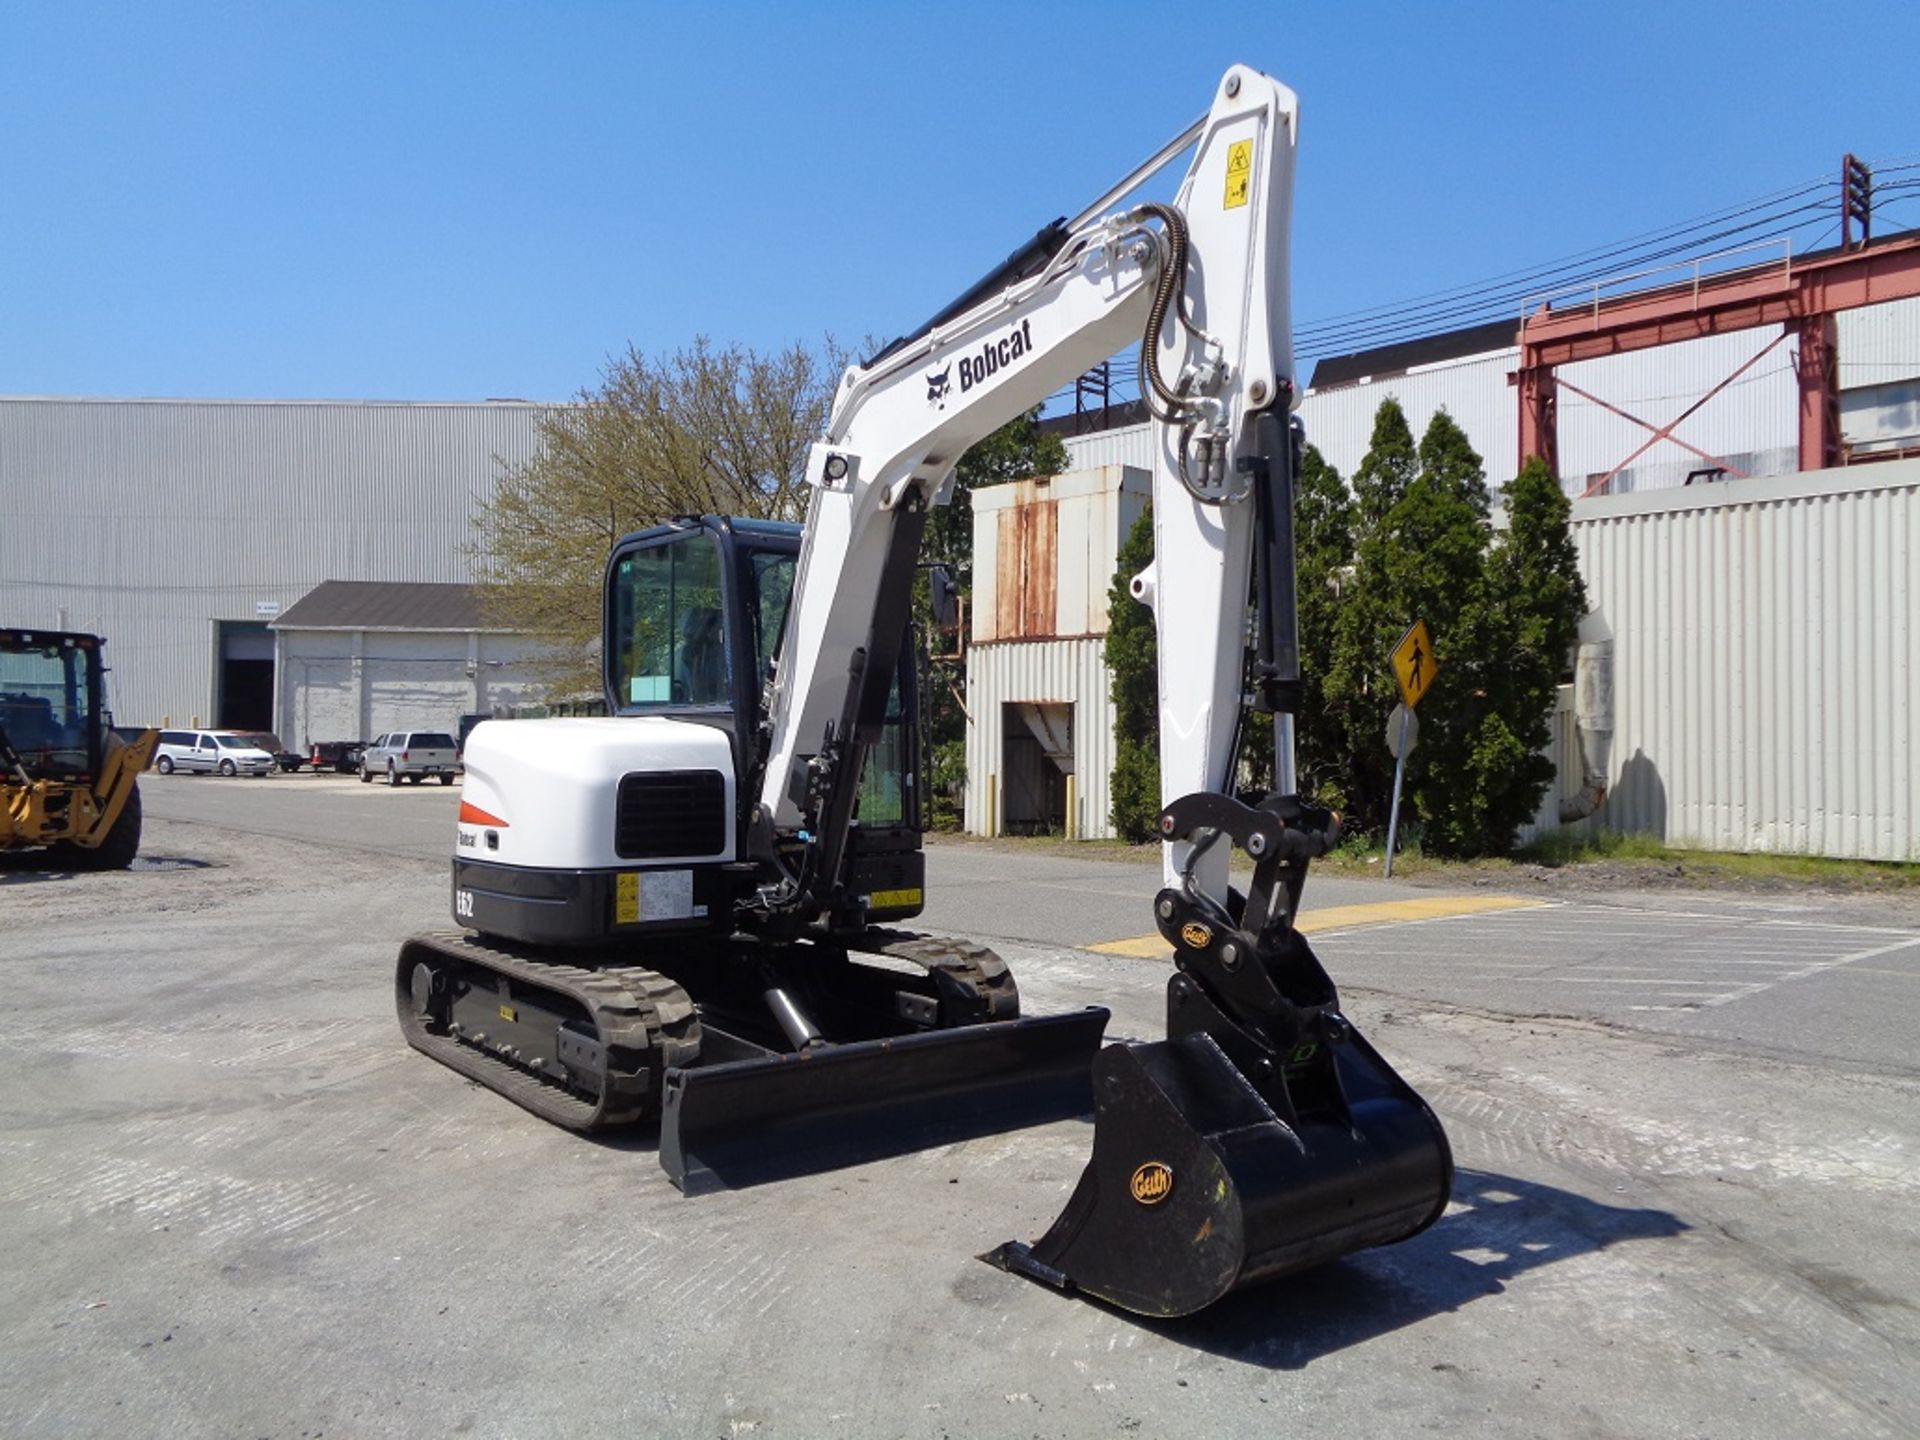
<box><xmin>676</xmin><ymin>607</ymin><xmax>727</xmax><ymax>703</ymax></box>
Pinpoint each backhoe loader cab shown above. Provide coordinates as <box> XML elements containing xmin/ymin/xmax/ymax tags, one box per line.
<box><xmin>1</xmin><ymin>628</ymin><xmax>155</xmax><ymax>869</ymax></box>
<box><xmin>1</xmin><ymin>629</ymin><xmax>102</xmax><ymax>780</ymax></box>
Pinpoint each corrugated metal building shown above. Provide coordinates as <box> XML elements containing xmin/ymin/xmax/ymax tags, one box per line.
<box><xmin>0</xmin><ymin>396</ymin><xmax>547</xmax><ymax>734</ymax></box>
<box><xmin>1036</xmin><ymin>295</ymin><xmax>1920</xmax><ymax>860</ymax></box>
<box><xmin>964</xmin><ymin>465</ymin><xmax>1148</xmax><ymax>839</ymax></box>
<box><xmin>1513</xmin><ymin>458</ymin><xmax>1919</xmax><ymax>861</ymax></box>
<box><xmin>271</xmin><ymin>582</ymin><xmax>553</xmax><ymax>752</ymax></box>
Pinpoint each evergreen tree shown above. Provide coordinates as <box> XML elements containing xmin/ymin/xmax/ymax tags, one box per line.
<box><xmin>1291</xmin><ymin>443</ymin><xmax>1354</xmax><ymax>803</ymax></box>
<box><xmin>1415</xmin><ymin>456</ymin><xmax>1586</xmax><ymax>854</ymax></box>
<box><xmin>1416</xmin><ymin>407</ymin><xmax>1491</xmax><ymax>519</ymax></box>
<box><xmin>1106</xmin><ymin>505</ymin><xmax>1160</xmax><ymax>841</ymax></box>
<box><xmin>1325</xmin><ymin>401</ymin><xmax>1488</xmax><ymax>832</ymax></box>
<box><xmin>1349</xmin><ymin>397</ymin><xmax>1417</xmax><ymax>531</ymax></box>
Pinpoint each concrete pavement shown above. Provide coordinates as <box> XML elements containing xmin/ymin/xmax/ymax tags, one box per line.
<box><xmin>2</xmin><ymin>780</ymin><xmax>1909</xmax><ymax>1437</ymax></box>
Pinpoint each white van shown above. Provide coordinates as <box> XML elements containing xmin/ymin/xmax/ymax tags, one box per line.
<box><xmin>153</xmin><ymin>729</ymin><xmax>275</xmax><ymax>777</ymax></box>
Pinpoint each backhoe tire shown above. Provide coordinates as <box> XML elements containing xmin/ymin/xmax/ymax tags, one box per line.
<box><xmin>50</xmin><ymin>784</ymin><xmax>142</xmax><ymax>872</ymax></box>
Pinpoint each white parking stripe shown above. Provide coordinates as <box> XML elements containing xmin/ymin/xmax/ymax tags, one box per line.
<box><xmin>1699</xmin><ymin>936</ymin><xmax>1920</xmax><ymax>1007</ymax></box>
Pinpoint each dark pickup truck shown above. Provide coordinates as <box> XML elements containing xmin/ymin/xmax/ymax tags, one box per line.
<box><xmin>308</xmin><ymin>740</ymin><xmax>366</xmax><ymax>774</ymax></box>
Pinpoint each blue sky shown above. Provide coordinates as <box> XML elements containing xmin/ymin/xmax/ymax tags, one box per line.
<box><xmin>4</xmin><ymin>1</ymin><xmax>1916</xmax><ymax>403</ymax></box>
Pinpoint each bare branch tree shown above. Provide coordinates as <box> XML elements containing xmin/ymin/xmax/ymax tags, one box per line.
<box><xmin>470</xmin><ymin>337</ymin><xmax>844</xmax><ymax>696</ymax></box>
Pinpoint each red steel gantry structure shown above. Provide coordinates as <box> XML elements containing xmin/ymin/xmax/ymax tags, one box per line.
<box><xmin>1515</xmin><ymin>230</ymin><xmax>1920</xmax><ymax>494</ymax></box>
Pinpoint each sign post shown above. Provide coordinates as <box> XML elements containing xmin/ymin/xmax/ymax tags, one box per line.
<box><xmin>1383</xmin><ymin>621</ymin><xmax>1437</xmax><ymax>878</ymax></box>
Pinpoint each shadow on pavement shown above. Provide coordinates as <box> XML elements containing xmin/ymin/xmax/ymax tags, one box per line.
<box><xmin>0</xmin><ymin>851</ymin><xmax>73</xmax><ymax>883</ymax></box>
<box><xmin>1128</xmin><ymin>1167</ymin><xmax>1688</xmax><ymax>1367</ymax></box>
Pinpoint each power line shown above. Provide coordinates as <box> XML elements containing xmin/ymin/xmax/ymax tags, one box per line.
<box><xmin>1298</xmin><ymin>201</ymin><xmax>1834</xmax><ymax>354</ymax></box>
<box><xmin>1297</xmin><ymin>177</ymin><xmax>1832</xmax><ymax>331</ymax></box>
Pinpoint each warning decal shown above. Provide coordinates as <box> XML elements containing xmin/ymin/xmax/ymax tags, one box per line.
<box><xmin>1223</xmin><ymin>139</ymin><xmax>1253</xmax><ymax>209</ymax></box>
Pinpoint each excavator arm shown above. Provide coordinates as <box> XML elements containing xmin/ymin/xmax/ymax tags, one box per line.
<box><xmin>733</xmin><ymin>66</ymin><xmax>1451</xmax><ymax>1316</ymax></box>
<box><xmin>753</xmin><ymin>64</ymin><xmax>1303</xmax><ymax>930</ymax></box>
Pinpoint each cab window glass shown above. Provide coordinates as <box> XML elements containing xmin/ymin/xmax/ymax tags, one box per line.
<box><xmin>748</xmin><ymin>549</ymin><xmax>796</xmax><ymax>687</ymax></box>
<box><xmin>0</xmin><ymin>640</ymin><xmax>91</xmax><ymax>773</ymax></box>
<box><xmin>612</xmin><ymin>531</ymin><xmax>729</xmax><ymax>706</ymax></box>
<box><xmin>855</xmin><ymin>664</ymin><xmax>908</xmax><ymax>828</ymax></box>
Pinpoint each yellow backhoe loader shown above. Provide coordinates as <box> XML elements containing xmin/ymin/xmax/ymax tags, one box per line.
<box><xmin>1</xmin><ymin>628</ymin><xmax>154</xmax><ymax>870</ymax></box>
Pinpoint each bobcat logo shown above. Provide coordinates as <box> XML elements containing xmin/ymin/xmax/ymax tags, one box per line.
<box><xmin>926</xmin><ymin>365</ymin><xmax>952</xmax><ymax>409</ymax></box>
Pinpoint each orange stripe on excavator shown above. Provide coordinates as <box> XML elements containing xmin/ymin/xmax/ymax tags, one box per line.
<box><xmin>458</xmin><ymin>800</ymin><xmax>508</xmax><ymax>828</ymax></box>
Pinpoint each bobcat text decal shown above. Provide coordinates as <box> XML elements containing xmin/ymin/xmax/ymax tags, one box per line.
<box><xmin>959</xmin><ymin>319</ymin><xmax>1033</xmax><ymax>394</ymax></box>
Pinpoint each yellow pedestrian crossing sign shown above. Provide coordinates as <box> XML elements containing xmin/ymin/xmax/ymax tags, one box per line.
<box><xmin>1391</xmin><ymin>620</ymin><xmax>1437</xmax><ymax>708</ymax></box>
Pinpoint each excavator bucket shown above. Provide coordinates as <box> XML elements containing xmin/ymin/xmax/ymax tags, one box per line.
<box><xmin>660</xmin><ymin>1007</ymin><xmax>1110</xmax><ymax>1195</ymax></box>
<box><xmin>983</xmin><ymin>1025</ymin><xmax>1451</xmax><ymax>1317</ymax></box>
<box><xmin>985</xmin><ymin>791</ymin><xmax>1453</xmax><ymax>1317</ymax></box>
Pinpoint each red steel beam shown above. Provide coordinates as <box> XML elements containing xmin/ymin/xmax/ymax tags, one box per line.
<box><xmin>1515</xmin><ymin>232</ymin><xmax>1920</xmax><ymax>474</ymax></box>
<box><xmin>1521</xmin><ymin>232</ymin><xmax>1920</xmax><ymax>368</ymax></box>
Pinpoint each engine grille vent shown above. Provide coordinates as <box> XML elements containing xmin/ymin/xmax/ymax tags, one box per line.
<box><xmin>615</xmin><ymin>770</ymin><xmax>728</xmax><ymax>859</ymax></box>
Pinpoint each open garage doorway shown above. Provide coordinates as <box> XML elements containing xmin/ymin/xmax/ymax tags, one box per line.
<box><xmin>216</xmin><ymin>621</ymin><xmax>275</xmax><ymax>731</ymax></box>
<box><xmin>1000</xmin><ymin>702</ymin><xmax>1074</xmax><ymax>835</ymax></box>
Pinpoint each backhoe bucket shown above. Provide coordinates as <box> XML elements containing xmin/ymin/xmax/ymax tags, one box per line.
<box><xmin>984</xmin><ymin>1029</ymin><xmax>1452</xmax><ymax>1317</ymax></box>
<box><xmin>660</xmin><ymin>1007</ymin><xmax>1110</xmax><ymax>1195</ymax></box>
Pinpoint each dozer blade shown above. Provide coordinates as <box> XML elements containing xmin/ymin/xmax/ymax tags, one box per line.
<box><xmin>659</xmin><ymin>1007</ymin><xmax>1110</xmax><ymax>1195</ymax></box>
<box><xmin>983</xmin><ymin>1031</ymin><xmax>1452</xmax><ymax>1317</ymax></box>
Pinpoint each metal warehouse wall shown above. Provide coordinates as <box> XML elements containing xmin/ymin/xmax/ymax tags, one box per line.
<box><xmin>0</xmin><ymin>397</ymin><xmax>547</xmax><ymax>726</ymax></box>
<box><xmin>972</xmin><ymin>465</ymin><xmax>1149</xmax><ymax>642</ymax></box>
<box><xmin>1557</xmin><ymin>328</ymin><xmax>1799</xmax><ymax>493</ymax></box>
<box><xmin>965</xmin><ymin>465</ymin><xmax>1148</xmax><ymax>840</ymax></box>
<box><xmin>1567</xmin><ymin>459</ymin><xmax>1919</xmax><ymax>860</ymax></box>
<box><xmin>964</xmin><ymin>638</ymin><xmax>1119</xmax><ymax>840</ymax></box>
<box><xmin>276</xmin><ymin>629</ymin><xmax>554</xmax><ymax>750</ymax></box>
<box><xmin>1300</xmin><ymin>349</ymin><xmax>1521</xmax><ymax>486</ymax></box>
<box><xmin>1838</xmin><ymin>293</ymin><xmax>1920</xmax><ymax>386</ymax></box>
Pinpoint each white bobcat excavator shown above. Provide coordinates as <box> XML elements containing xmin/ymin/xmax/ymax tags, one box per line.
<box><xmin>397</xmin><ymin>64</ymin><xmax>1451</xmax><ymax>1317</ymax></box>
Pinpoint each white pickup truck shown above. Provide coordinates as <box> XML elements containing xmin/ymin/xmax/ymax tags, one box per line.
<box><xmin>360</xmin><ymin>731</ymin><xmax>461</xmax><ymax>786</ymax></box>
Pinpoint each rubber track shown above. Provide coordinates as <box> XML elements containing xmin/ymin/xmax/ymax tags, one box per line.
<box><xmin>396</xmin><ymin>930</ymin><xmax>700</xmax><ymax>1133</ymax></box>
<box><xmin>858</xmin><ymin>930</ymin><xmax>1021</xmax><ymax>1022</ymax></box>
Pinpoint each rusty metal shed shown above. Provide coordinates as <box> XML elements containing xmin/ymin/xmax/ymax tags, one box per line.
<box><xmin>965</xmin><ymin>464</ymin><xmax>1149</xmax><ymax>840</ymax></box>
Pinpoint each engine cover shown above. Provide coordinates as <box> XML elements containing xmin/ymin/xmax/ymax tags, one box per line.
<box><xmin>456</xmin><ymin>716</ymin><xmax>736</xmax><ymax>871</ymax></box>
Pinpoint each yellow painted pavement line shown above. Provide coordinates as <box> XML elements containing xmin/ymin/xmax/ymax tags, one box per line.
<box><xmin>1085</xmin><ymin>893</ymin><xmax>1550</xmax><ymax>958</ymax></box>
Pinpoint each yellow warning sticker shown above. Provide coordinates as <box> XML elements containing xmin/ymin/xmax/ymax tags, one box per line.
<box><xmin>498</xmin><ymin>1003</ymin><xmax>518</xmax><ymax>1023</ymax></box>
<box><xmin>615</xmin><ymin>871</ymin><xmax>640</xmax><ymax>925</ymax></box>
<box><xmin>868</xmin><ymin>887</ymin><xmax>923</xmax><ymax>911</ymax></box>
<box><xmin>1223</xmin><ymin>139</ymin><xmax>1253</xmax><ymax>209</ymax></box>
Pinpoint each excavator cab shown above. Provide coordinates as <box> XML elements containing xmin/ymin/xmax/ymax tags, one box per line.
<box><xmin>602</xmin><ymin>516</ymin><xmax>925</xmax><ymax>929</ymax></box>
